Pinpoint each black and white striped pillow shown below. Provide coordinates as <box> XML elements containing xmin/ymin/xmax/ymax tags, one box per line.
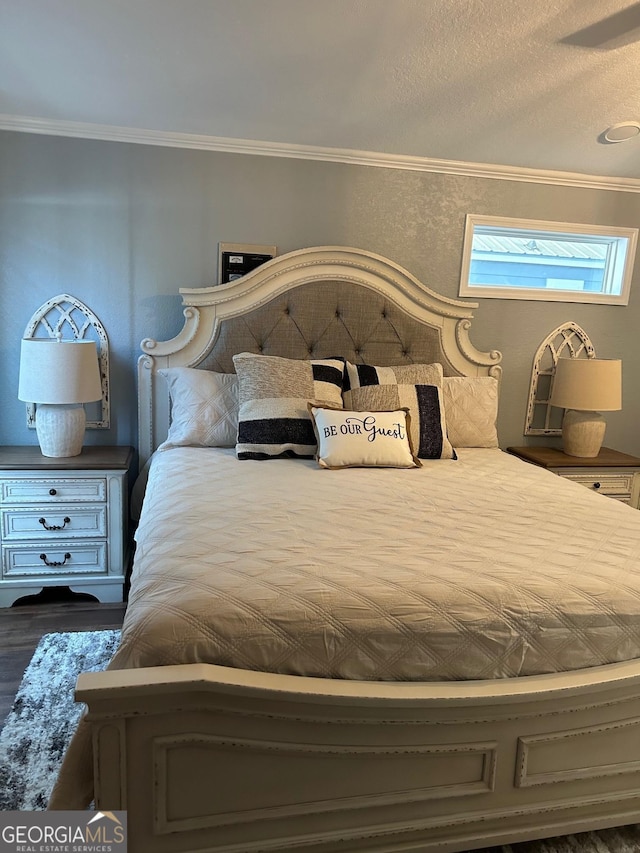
<box><xmin>343</xmin><ymin>361</ymin><xmax>443</xmax><ymax>402</ymax></box>
<box><xmin>233</xmin><ymin>353</ymin><xmax>345</xmax><ymax>459</ymax></box>
<box><xmin>349</xmin><ymin>383</ymin><xmax>456</xmax><ymax>460</ymax></box>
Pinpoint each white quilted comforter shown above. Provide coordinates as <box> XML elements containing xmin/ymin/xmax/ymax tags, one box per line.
<box><xmin>113</xmin><ymin>447</ymin><xmax>640</xmax><ymax>681</ymax></box>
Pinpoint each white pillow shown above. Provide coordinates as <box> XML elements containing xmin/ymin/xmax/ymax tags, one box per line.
<box><xmin>442</xmin><ymin>376</ymin><xmax>499</xmax><ymax>448</ymax></box>
<box><xmin>309</xmin><ymin>405</ymin><xmax>421</xmax><ymax>469</ymax></box>
<box><xmin>158</xmin><ymin>367</ymin><xmax>239</xmax><ymax>449</ymax></box>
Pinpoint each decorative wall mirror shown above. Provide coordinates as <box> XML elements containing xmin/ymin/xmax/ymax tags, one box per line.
<box><xmin>524</xmin><ymin>322</ymin><xmax>595</xmax><ymax>435</ymax></box>
<box><xmin>22</xmin><ymin>294</ymin><xmax>110</xmax><ymax>429</ymax></box>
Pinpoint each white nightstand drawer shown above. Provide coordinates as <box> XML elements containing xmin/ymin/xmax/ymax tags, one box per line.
<box><xmin>1</xmin><ymin>505</ymin><xmax>107</xmax><ymax>540</ymax></box>
<box><xmin>3</xmin><ymin>542</ymin><xmax>108</xmax><ymax>578</ymax></box>
<box><xmin>0</xmin><ymin>446</ymin><xmax>133</xmax><ymax>606</ymax></box>
<box><xmin>559</xmin><ymin>472</ymin><xmax>634</xmax><ymax>498</ymax></box>
<box><xmin>1</xmin><ymin>478</ymin><xmax>107</xmax><ymax>504</ymax></box>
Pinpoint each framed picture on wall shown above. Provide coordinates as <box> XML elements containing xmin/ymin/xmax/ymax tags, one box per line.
<box><xmin>218</xmin><ymin>242</ymin><xmax>277</xmax><ymax>284</ymax></box>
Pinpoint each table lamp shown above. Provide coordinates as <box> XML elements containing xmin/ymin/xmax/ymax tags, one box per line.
<box><xmin>18</xmin><ymin>339</ymin><xmax>103</xmax><ymax>457</ymax></box>
<box><xmin>550</xmin><ymin>357</ymin><xmax>622</xmax><ymax>458</ymax></box>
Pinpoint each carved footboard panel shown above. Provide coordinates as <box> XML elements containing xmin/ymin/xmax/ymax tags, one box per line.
<box><xmin>77</xmin><ymin>661</ymin><xmax>640</xmax><ymax>853</ymax></box>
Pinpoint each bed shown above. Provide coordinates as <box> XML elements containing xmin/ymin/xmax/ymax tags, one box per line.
<box><xmin>50</xmin><ymin>246</ymin><xmax>640</xmax><ymax>853</ymax></box>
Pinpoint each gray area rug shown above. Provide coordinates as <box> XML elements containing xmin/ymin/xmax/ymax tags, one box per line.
<box><xmin>0</xmin><ymin>630</ymin><xmax>639</xmax><ymax>851</ymax></box>
<box><xmin>0</xmin><ymin>629</ymin><xmax>120</xmax><ymax>810</ymax></box>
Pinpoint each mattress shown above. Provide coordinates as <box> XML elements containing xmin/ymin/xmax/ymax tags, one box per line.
<box><xmin>112</xmin><ymin>446</ymin><xmax>640</xmax><ymax>681</ymax></box>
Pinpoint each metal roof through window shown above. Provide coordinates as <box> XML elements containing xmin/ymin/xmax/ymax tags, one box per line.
<box><xmin>473</xmin><ymin>235</ymin><xmax>607</xmax><ymax>260</ymax></box>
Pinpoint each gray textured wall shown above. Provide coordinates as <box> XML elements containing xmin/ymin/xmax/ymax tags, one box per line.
<box><xmin>1</xmin><ymin>130</ymin><xmax>639</xmax><ymax>456</ymax></box>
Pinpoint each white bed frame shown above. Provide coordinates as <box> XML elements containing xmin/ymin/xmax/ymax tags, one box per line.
<box><xmin>76</xmin><ymin>247</ymin><xmax>640</xmax><ymax>852</ymax></box>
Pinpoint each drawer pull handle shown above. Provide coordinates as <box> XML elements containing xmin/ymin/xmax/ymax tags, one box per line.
<box><xmin>49</xmin><ymin>488</ymin><xmax>57</xmax><ymax>496</ymax></box>
<box><xmin>39</xmin><ymin>552</ymin><xmax>71</xmax><ymax>567</ymax></box>
<box><xmin>39</xmin><ymin>516</ymin><xmax>71</xmax><ymax>531</ymax></box>
<box><xmin>593</xmin><ymin>482</ymin><xmax>601</xmax><ymax>490</ymax></box>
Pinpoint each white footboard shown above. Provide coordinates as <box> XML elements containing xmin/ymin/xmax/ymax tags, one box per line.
<box><xmin>76</xmin><ymin>661</ymin><xmax>640</xmax><ymax>853</ymax></box>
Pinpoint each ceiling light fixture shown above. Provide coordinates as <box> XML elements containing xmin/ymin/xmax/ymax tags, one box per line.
<box><xmin>602</xmin><ymin>121</ymin><xmax>640</xmax><ymax>143</ymax></box>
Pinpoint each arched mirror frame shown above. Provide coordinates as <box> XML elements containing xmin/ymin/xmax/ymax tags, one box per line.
<box><xmin>525</xmin><ymin>322</ymin><xmax>595</xmax><ymax>436</ymax></box>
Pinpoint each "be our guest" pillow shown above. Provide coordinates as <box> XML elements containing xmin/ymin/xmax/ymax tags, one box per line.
<box><xmin>309</xmin><ymin>405</ymin><xmax>421</xmax><ymax>469</ymax></box>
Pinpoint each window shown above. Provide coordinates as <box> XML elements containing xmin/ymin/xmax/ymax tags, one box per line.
<box><xmin>459</xmin><ymin>215</ymin><xmax>638</xmax><ymax>305</ymax></box>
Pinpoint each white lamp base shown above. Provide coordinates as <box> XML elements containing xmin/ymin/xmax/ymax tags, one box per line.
<box><xmin>35</xmin><ymin>404</ymin><xmax>87</xmax><ymax>457</ymax></box>
<box><xmin>561</xmin><ymin>409</ymin><xmax>606</xmax><ymax>458</ymax></box>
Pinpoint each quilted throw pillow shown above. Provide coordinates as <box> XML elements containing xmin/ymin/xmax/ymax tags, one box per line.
<box><xmin>309</xmin><ymin>405</ymin><xmax>420</xmax><ymax>469</ymax></box>
<box><xmin>442</xmin><ymin>376</ymin><xmax>499</xmax><ymax>447</ymax></box>
<box><xmin>349</xmin><ymin>384</ymin><xmax>456</xmax><ymax>459</ymax></box>
<box><xmin>158</xmin><ymin>367</ymin><xmax>239</xmax><ymax>449</ymax></box>
<box><xmin>343</xmin><ymin>361</ymin><xmax>443</xmax><ymax>405</ymax></box>
<box><xmin>233</xmin><ymin>352</ymin><xmax>345</xmax><ymax>459</ymax></box>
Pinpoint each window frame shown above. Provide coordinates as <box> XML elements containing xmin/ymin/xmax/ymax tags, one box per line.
<box><xmin>459</xmin><ymin>214</ymin><xmax>638</xmax><ymax>305</ymax></box>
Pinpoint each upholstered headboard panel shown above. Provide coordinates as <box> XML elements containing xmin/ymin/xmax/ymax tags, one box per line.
<box><xmin>197</xmin><ymin>280</ymin><xmax>459</xmax><ymax>375</ymax></box>
<box><xmin>138</xmin><ymin>246</ymin><xmax>502</xmax><ymax>465</ymax></box>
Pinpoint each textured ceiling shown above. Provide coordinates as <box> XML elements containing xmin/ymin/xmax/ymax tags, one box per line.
<box><xmin>2</xmin><ymin>0</ymin><xmax>640</xmax><ymax>180</ymax></box>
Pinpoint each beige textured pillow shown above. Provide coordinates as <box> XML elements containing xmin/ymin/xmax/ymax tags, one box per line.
<box><xmin>309</xmin><ymin>405</ymin><xmax>420</xmax><ymax>469</ymax></box>
<box><xmin>233</xmin><ymin>353</ymin><xmax>345</xmax><ymax>459</ymax></box>
<box><xmin>442</xmin><ymin>376</ymin><xmax>499</xmax><ymax>447</ymax></box>
<box><xmin>158</xmin><ymin>368</ymin><xmax>239</xmax><ymax>449</ymax></box>
<box><xmin>343</xmin><ymin>361</ymin><xmax>443</xmax><ymax>407</ymax></box>
<box><xmin>349</xmin><ymin>384</ymin><xmax>456</xmax><ymax>459</ymax></box>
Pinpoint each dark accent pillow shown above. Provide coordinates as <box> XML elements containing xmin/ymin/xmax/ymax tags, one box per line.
<box><xmin>343</xmin><ymin>361</ymin><xmax>443</xmax><ymax>400</ymax></box>
<box><xmin>349</xmin><ymin>384</ymin><xmax>456</xmax><ymax>459</ymax></box>
<box><xmin>233</xmin><ymin>352</ymin><xmax>345</xmax><ymax>459</ymax></box>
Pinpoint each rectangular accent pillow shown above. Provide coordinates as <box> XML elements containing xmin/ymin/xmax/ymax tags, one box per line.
<box><xmin>309</xmin><ymin>405</ymin><xmax>420</xmax><ymax>469</ymax></box>
<box><xmin>349</xmin><ymin>384</ymin><xmax>456</xmax><ymax>459</ymax></box>
<box><xmin>233</xmin><ymin>353</ymin><xmax>345</xmax><ymax>459</ymax></box>
<box><xmin>343</xmin><ymin>361</ymin><xmax>443</xmax><ymax>403</ymax></box>
<box><xmin>158</xmin><ymin>367</ymin><xmax>239</xmax><ymax>449</ymax></box>
<box><xmin>442</xmin><ymin>376</ymin><xmax>499</xmax><ymax>448</ymax></box>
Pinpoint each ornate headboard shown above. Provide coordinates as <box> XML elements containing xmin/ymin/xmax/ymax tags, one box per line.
<box><xmin>138</xmin><ymin>246</ymin><xmax>502</xmax><ymax>466</ymax></box>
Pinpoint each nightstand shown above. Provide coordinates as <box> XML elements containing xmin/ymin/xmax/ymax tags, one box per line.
<box><xmin>506</xmin><ymin>446</ymin><xmax>640</xmax><ymax>509</ymax></box>
<box><xmin>0</xmin><ymin>445</ymin><xmax>134</xmax><ymax>607</ymax></box>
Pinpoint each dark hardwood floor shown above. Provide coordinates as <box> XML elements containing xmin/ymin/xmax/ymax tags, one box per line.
<box><xmin>0</xmin><ymin>594</ymin><xmax>126</xmax><ymax>730</ymax></box>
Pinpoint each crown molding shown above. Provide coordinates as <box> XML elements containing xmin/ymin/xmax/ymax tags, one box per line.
<box><xmin>2</xmin><ymin>113</ymin><xmax>640</xmax><ymax>193</ymax></box>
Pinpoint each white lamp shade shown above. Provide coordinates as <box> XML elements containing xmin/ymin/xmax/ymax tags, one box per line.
<box><xmin>550</xmin><ymin>357</ymin><xmax>622</xmax><ymax>412</ymax></box>
<box><xmin>18</xmin><ymin>339</ymin><xmax>102</xmax><ymax>404</ymax></box>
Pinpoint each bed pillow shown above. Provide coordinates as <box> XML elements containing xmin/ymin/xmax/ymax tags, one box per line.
<box><xmin>233</xmin><ymin>352</ymin><xmax>345</xmax><ymax>459</ymax></box>
<box><xmin>349</xmin><ymin>384</ymin><xmax>456</xmax><ymax>459</ymax></box>
<box><xmin>309</xmin><ymin>405</ymin><xmax>420</xmax><ymax>469</ymax></box>
<box><xmin>343</xmin><ymin>361</ymin><xmax>443</xmax><ymax>404</ymax></box>
<box><xmin>158</xmin><ymin>367</ymin><xmax>239</xmax><ymax>449</ymax></box>
<box><xmin>442</xmin><ymin>376</ymin><xmax>499</xmax><ymax>447</ymax></box>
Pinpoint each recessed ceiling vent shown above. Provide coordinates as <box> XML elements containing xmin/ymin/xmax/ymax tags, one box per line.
<box><xmin>601</xmin><ymin>121</ymin><xmax>640</xmax><ymax>143</ymax></box>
